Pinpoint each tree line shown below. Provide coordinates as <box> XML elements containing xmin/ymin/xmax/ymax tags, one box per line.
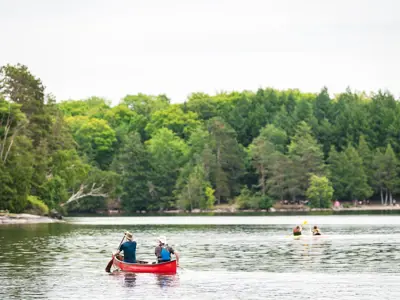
<box><xmin>0</xmin><ymin>64</ymin><xmax>399</xmax><ymax>214</ymax></box>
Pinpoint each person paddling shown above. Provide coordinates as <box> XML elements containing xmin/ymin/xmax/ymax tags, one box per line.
<box><xmin>293</xmin><ymin>225</ymin><xmax>302</xmax><ymax>236</ymax></box>
<box><xmin>114</xmin><ymin>231</ymin><xmax>137</xmax><ymax>263</ymax></box>
<box><xmin>312</xmin><ymin>225</ymin><xmax>322</xmax><ymax>236</ymax></box>
<box><xmin>155</xmin><ymin>236</ymin><xmax>180</xmax><ymax>266</ymax></box>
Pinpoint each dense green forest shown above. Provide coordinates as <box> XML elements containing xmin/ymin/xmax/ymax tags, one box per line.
<box><xmin>1</xmin><ymin>64</ymin><xmax>399</xmax><ymax>214</ymax></box>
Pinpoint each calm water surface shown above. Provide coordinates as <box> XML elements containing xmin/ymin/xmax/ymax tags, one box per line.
<box><xmin>1</xmin><ymin>215</ymin><xmax>400</xmax><ymax>299</ymax></box>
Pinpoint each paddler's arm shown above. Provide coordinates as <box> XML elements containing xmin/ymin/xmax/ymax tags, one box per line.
<box><xmin>155</xmin><ymin>246</ymin><xmax>160</xmax><ymax>258</ymax></box>
<box><xmin>114</xmin><ymin>243</ymin><xmax>124</xmax><ymax>256</ymax></box>
<box><xmin>174</xmin><ymin>251</ymin><xmax>180</xmax><ymax>267</ymax></box>
<box><xmin>170</xmin><ymin>246</ymin><xmax>179</xmax><ymax>266</ymax></box>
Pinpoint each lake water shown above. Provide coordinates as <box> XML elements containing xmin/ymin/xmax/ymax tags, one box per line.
<box><xmin>1</xmin><ymin>215</ymin><xmax>400</xmax><ymax>299</ymax></box>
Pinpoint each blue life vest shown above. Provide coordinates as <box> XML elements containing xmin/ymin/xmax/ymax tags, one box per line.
<box><xmin>160</xmin><ymin>246</ymin><xmax>171</xmax><ymax>261</ymax></box>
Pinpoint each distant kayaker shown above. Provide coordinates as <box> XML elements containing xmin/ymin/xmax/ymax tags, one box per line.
<box><xmin>293</xmin><ymin>225</ymin><xmax>302</xmax><ymax>236</ymax></box>
<box><xmin>114</xmin><ymin>231</ymin><xmax>137</xmax><ymax>263</ymax></box>
<box><xmin>312</xmin><ymin>226</ymin><xmax>322</xmax><ymax>236</ymax></box>
<box><xmin>155</xmin><ymin>236</ymin><xmax>180</xmax><ymax>266</ymax></box>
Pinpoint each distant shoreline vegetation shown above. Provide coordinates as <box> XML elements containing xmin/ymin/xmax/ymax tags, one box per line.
<box><xmin>1</xmin><ymin>63</ymin><xmax>400</xmax><ymax>216</ymax></box>
<box><xmin>69</xmin><ymin>204</ymin><xmax>400</xmax><ymax>217</ymax></box>
<box><xmin>67</xmin><ymin>209</ymin><xmax>400</xmax><ymax>217</ymax></box>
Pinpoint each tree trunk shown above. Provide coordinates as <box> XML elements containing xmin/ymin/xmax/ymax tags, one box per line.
<box><xmin>216</xmin><ymin>144</ymin><xmax>221</xmax><ymax>205</ymax></box>
<box><xmin>0</xmin><ymin>114</ymin><xmax>12</xmax><ymax>161</ymax></box>
<box><xmin>380</xmin><ymin>188</ymin><xmax>384</xmax><ymax>205</ymax></box>
<box><xmin>385</xmin><ymin>190</ymin><xmax>388</xmax><ymax>206</ymax></box>
<box><xmin>390</xmin><ymin>191</ymin><xmax>393</xmax><ymax>206</ymax></box>
<box><xmin>1</xmin><ymin>119</ymin><xmax>24</xmax><ymax>164</ymax></box>
<box><xmin>188</xmin><ymin>184</ymin><xmax>192</xmax><ymax>211</ymax></box>
<box><xmin>260</xmin><ymin>167</ymin><xmax>266</xmax><ymax>196</ymax></box>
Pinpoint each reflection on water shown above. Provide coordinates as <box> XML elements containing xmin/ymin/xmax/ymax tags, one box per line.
<box><xmin>2</xmin><ymin>216</ymin><xmax>400</xmax><ymax>299</ymax></box>
<box><xmin>109</xmin><ymin>271</ymin><xmax>137</xmax><ymax>288</ymax></box>
<box><xmin>109</xmin><ymin>271</ymin><xmax>179</xmax><ymax>290</ymax></box>
<box><xmin>155</xmin><ymin>274</ymin><xmax>179</xmax><ymax>289</ymax></box>
<box><xmin>123</xmin><ymin>273</ymin><xmax>137</xmax><ymax>288</ymax></box>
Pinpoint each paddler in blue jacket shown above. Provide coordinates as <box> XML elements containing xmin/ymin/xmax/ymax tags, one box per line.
<box><xmin>114</xmin><ymin>231</ymin><xmax>137</xmax><ymax>263</ymax></box>
<box><xmin>155</xmin><ymin>236</ymin><xmax>180</xmax><ymax>266</ymax></box>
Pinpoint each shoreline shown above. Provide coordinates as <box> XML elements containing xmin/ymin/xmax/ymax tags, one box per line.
<box><xmin>77</xmin><ymin>205</ymin><xmax>400</xmax><ymax>217</ymax></box>
<box><xmin>0</xmin><ymin>213</ymin><xmax>65</xmax><ymax>225</ymax></box>
<box><xmin>2</xmin><ymin>205</ymin><xmax>400</xmax><ymax>224</ymax></box>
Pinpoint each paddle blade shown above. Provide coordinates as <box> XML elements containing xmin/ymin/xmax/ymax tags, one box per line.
<box><xmin>105</xmin><ymin>258</ymin><xmax>113</xmax><ymax>273</ymax></box>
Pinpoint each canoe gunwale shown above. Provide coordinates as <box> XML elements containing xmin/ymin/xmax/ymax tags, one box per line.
<box><xmin>113</xmin><ymin>255</ymin><xmax>175</xmax><ymax>266</ymax></box>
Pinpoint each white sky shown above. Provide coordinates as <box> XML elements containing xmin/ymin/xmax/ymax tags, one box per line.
<box><xmin>0</xmin><ymin>0</ymin><xmax>398</xmax><ymax>104</ymax></box>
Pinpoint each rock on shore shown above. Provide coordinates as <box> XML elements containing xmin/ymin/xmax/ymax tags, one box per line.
<box><xmin>0</xmin><ymin>213</ymin><xmax>64</xmax><ymax>225</ymax></box>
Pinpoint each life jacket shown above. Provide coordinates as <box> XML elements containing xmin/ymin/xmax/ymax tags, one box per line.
<box><xmin>160</xmin><ymin>246</ymin><xmax>171</xmax><ymax>261</ymax></box>
<box><xmin>313</xmin><ymin>228</ymin><xmax>321</xmax><ymax>235</ymax></box>
<box><xmin>293</xmin><ymin>227</ymin><xmax>302</xmax><ymax>236</ymax></box>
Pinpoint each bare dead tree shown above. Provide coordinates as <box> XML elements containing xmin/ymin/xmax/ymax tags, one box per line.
<box><xmin>61</xmin><ymin>183</ymin><xmax>108</xmax><ymax>206</ymax></box>
<box><xmin>0</xmin><ymin>100</ymin><xmax>28</xmax><ymax>164</ymax></box>
<box><xmin>0</xmin><ymin>106</ymin><xmax>12</xmax><ymax>160</ymax></box>
<box><xmin>1</xmin><ymin>122</ymin><xmax>26</xmax><ymax>164</ymax></box>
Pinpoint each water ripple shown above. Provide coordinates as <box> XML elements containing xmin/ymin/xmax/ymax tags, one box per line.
<box><xmin>1</xmin><ymin>217</ymin><xmax>400</xmax><ymax>299</ymax></box>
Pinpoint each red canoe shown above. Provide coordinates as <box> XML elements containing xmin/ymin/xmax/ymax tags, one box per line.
<box><xmin>112</xmin><ymin>255</ymin><xmax>177</xmax><ymax>274</ymax></box>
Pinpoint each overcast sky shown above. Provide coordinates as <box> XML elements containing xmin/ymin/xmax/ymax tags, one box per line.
<box><xmin>0</xmin><ymin>0</ymin><xmax>398</xmax><ymax>104</ymax></box>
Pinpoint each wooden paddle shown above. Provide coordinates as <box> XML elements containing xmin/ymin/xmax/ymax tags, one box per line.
<box><xmin>105</xmin><ymin>234</ymin><xmax>126</xmax><ymax>273</ymax></box>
